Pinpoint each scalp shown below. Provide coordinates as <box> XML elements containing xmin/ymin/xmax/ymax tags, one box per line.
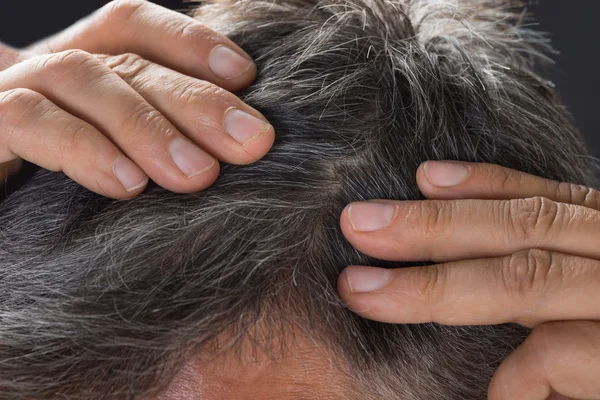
<box><xmin>0</xmin><ymin>1</ymin><xmax>596</xmax><ymax>399</ymax></box>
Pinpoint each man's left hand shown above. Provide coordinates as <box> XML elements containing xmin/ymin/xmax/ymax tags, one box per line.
<box><xmin>338</xmin><ymin>161</ymin><xmax>600</xmax><ymax>400</ymax></box>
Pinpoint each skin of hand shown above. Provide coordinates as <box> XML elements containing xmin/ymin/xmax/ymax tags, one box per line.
<box><xmin>0</xmin><ymin>0</ymin><xmax>275</xmax><ymax>199</ymax></box>
<box><xmin>337</xmin><ymin>161</ymin><xmax>600</xmax><ymax>400</ymax></box>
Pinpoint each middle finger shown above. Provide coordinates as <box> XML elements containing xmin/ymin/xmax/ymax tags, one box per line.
<box><xmin>339</xmin><ymin>250</ymin><xmax>600</xmax><ymax>327</ymax></box>
<box><xmin>341</xmin><ymin>197</ymin><xmax>600</xmax><ymax>263</ymax></box>
<box><xmin>98</xmin><ymin>53</ymin><xmax>274</xmax><ymax>164</ymax></box>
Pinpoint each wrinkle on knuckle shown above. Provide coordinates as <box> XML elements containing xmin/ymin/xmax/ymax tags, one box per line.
<box><xmin>0</xmin><ymin>89</ymin><xmax>47</xmax><ymax>145</ymax></box>
<box><xmin>412</xmin><ymin>265</ymin><xmax>445</xmax><ymax>307</ymax></box>
<box><xmin>39</xmin><ymin>50</ymin><xmax>105</xmax><ymax>88</ymax></box>
<box><xmin>0</xmin><ymin>89</ymin><xmax>43</xmax><ymax>121</ymax></box>
<box><xmin>410</xmin><ymin>200</ymin><xmax>451</xmax><ymax>239</ymax></box>
<box><xmin>42</xmin><ymin>50</ymin><xmax>94</xmax><ymax>72</ymax></box>
<box><xmin>544</xmin><ymin>179</ymin><xmax>564</xmax><ymax>201</ymax></box>
<box><xmin>103</xmin><ymin>53</ymin><xmax>151</xmax><ymax>83</ymax></box>
<box><xmin>168</xmin><ymin>19</ymin><xmax>213</xmax><ymax>48</ymax></box>
<box><xmin>125</xmin><ymin>104</ymin><xmax>172</xmax><ymax>142</ymax></box>
<box><xmin>171</xmin><ymin>79</ymin><xmax>225</xmax><ymax>107</ymax></box>
<box><xmin>502</xmin><ymin>249</ymin><xmax>557</xmax><ymax>302</ymax></box>
<box><xmin>579</xmin><ymin>186</ymin><xmax>600</xmax><ymax>211</ymax></box>
<box><xmin>490</xmin><ymin>165</ymin><xmax>519</xmax><ymax>194</ymax></box>
<box><xmin>58</xmin><ymin>122</ymin><xmax>94</xmax><ymax>165</ymax></box>
<box><xmin>508</xmin><ymin>197</ymin><xmax>563</xmax><ymax>243</ymax></box>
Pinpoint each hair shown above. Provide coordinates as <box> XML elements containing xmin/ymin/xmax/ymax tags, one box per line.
<box><xmin>0</xmin><ymin>0</ymin><xmax>597</xmax><ymax>399</ymax></box>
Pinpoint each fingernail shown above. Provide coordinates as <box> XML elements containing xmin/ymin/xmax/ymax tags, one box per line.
<box><xmin>113</xmin><ymin>155</ymin><xmax>148</xmax><ymax>192</ymax></box>
<box><xmin>224</xmin><ymin>108</ymin><xmax>271</xmax><ymax>146</ymax></box>
<box><xmin>346</xmin><ymin>266</ymin><xmax>392</xmax><ymax>293</ymax></box>
<box><xmin>169</xmin><ymin>137</ymin><xmax>216</xmax><ymax>178</ymax></box>
<box><xmin>208</xmin><ymin>45</ymin><xmax>253</xmax><ymax>80</ymax></box>
<box><xmin>423</xmin><ymin>161</ymin><xmax>470</xmax><ymax>187</ymax></box>
<box><xmin>348</xmin><ymin>202</ymin><xmax>397</xmax><ymax>232</ymax></box>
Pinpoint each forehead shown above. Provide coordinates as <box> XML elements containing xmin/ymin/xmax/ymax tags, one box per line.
<box><xmin>157</xmin><ymin>323</ymin><xmax>357</xmax><ymax>400</ymax></box>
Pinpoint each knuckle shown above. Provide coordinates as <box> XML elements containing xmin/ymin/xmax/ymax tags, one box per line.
<box><xmin>501</xmin><ymin>249</ymin><xmax>558</xmax><ymax>301</ymax></box>
<box><xmin>583</xmin><ymin>187</ymin><xmax>600</xmax><ymax>211</ymax></box>
<box><xmin>410</xmin><ymin>200</ymin><xmax>452</xmax><ymax>239</ymax></box>
<box><xmin>171</xmin><ymin>78</ymin><xmax>227</xmax><ymax>106</ymax></box>
<box><xmin>103</xmin><ymin>0</ymin><xmax>146</xmax><ymax>22</ymax></box>
<box><xmin>568</xmin><ymin>184</ymin><xmax>600</xmax><ymax>211</ymax></box>
<box><xmin>126</xmin><ymin>103</ymin><xmax>172</xmax><ymax>140</ymax></box>
<box><xmin>505</xmin><ymin>197</ymin><xmax>563</xmax><ymax>242</ymax></box>
<box><xmin>103</xmin><ymin>53</ymin><xmax>151</xmax><ymax>82</ymax></box>
<box><xmin>0</xmin><ymin>88</ymin><xmax>45</xmax><ymax>115</ymax></box>
<box><xmin>0</xmin><ymin>89</ymin><xmax>48</xmax><ymax>136</ymax></box>
<box><xmin>59</xmin><ymin>122</ymin><xmax>96</xmax><ymax>163</ymax></box>
<box><xmin>490</xmin><ymin>165</ymin><xmax>520</xmax><ymax>194</ymax></box>
<box><xmin>412</xmin><ymin>265</ymin><xmax>446</xmax><ymax>306</ymax></box>
<box><xmin>168</xmin><ymin>18</ymin><xmax>214</xmax><ymax>46</ymax></box>
<box><xmin>38</xmin><ymin>50</ymin><xmax>104</xmax><ymax>83</ymax></box>
<box><xmin>42</xmin><ymin>50</ymin><xmax>94</xmax><ymax>70</ymax></box>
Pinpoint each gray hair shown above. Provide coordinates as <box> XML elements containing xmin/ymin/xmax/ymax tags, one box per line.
<box><xmin>0</xmin><ymin>0</ymin><xmax>597</xmax><ymax>399</ymax></box>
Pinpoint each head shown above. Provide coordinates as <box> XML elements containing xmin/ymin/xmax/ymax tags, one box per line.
<box><xmin>0</xmin><ymin>0</ymin><xmax>596</xmax><ymax>399</ymax></box>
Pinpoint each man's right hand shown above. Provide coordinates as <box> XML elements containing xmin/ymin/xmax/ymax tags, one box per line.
<box><xmin>0</xmin><ymin>0</ymin><xmax>274</xmax><ymax>199</ymax></box>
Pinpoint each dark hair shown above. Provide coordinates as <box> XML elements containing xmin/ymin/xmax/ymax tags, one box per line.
<box><xmin>0</xmin><ymin>0</ymin><xmax>596</xmax><ymax>399</ymax></box>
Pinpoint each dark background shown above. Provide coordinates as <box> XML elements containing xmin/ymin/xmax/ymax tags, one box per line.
<box><xmin>0</xmin><ymin>0</ymin><xmax>598</xmax><ymax>161</ymax></box>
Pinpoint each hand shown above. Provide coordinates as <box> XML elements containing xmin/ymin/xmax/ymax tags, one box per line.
<box><xmin>0</xmin><ymin>0</ymin><xmax>274</xmax><ymax>198</ymax></box>
<box><xmin>337</xmin><ymin>161</ymin><xmax>600</xmax><ymax>400</ymax></box>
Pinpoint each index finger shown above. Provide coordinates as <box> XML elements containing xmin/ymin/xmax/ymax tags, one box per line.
<box><xmin>26</xmin><ymin>0</ymin><xmax>256</xmax><ymax>92</ymax></box>
<box><xmin>417</xmin><ymin>161</ymin><xmax>600</xmax><ymax>210</ymax></box>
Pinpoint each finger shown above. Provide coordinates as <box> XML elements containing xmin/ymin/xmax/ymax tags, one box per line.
<box><xmin>340</xmin><ymin>196</ymin><xmax>600</xmax><ymax>263</ymax></box>
<box><xmin>417</xmin><ymin>161</ymin><xmax>600</xmax><ymax>210</ymax></box>
<box><xmin>0</xmin><ymin>89</ymin><xmax>147</xmax><ymax>198</ymax></box>
<box><xmin>489</xmin><ymin>321</ymin><xmax>600</xmax><ymax>400</ymax></box>
<box><xmin>338</xmin><ymin>250</ymin><xmax>600</xmax><ymax>327</ymax></box>
<box><xmin>26</xmin><ymin>0</ymin><xmax>256</xmax><ymax>92</ymax></box>
<box><xmin>98</xmin><ymin>53</ymin><xmax>274</xmax><ymax>164</ymax></box>
<box><xmin>0</xmin><ymin>50</ymin><xmax>220</xmax><ymax>193</ymax></box>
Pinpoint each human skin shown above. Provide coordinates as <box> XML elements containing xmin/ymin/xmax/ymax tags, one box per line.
<box><xmin>0</xmin><ymin>0</ymin><xmax>275</xmax><ymax>198</ymax></box>
<box><xmin>339</xmin><ymin>160</ymin><xmax>600</xmax><ymax>400</ymax></box>
<box><xmin>157</xmin><ymin>322</ymin><xmax>356</xmax><ymax>400</ymax></box>
<box><xmin>157</xmin><ymin>161</ymin><xmax>600</xmax><ymax>400</ymax></box>
<box><xmin>1</xmin><ymin>2</ymin><xmax>597</xmax><ymax>398</ymax></box>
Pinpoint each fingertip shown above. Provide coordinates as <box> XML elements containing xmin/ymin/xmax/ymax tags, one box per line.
<box><xmin>207</xmin><ymin>44</ymin><xmax>257</xmax><ymax>92</ymax></box>
<box><xmin>337</xmin><ymin>267</ymin><xmax>377</xmax><ymax>315</ymax></box>
<box><xmin>75</xmin><ymin>174</ymin><xmax>147</xmax><ymax>200</ymax></box>
<box><xmin>237</xmin><ymin>125</ymin><xmax>275</xmax><ymax>163</ymax></box>
<box><xmin>113</xmin><ymin>154</ymin><xmax>149</xmax><ymax>192</ymax></box>
<box><xmin>101</xmin><ymin>179</ymin><xmax>146</xmax><ymax>200</ymax></box>
<box><xmin>339</xmin><ymin>203</ymin><xmax>354</xmax><ymax>234</ymax></box>
<box><xmin>178</xmin><ymin>158</ymin><xmax>221</xmax><ymax>193</ymax></box>
<box><xmin>424</xmin><ymin>160</ymin><xmax>471</xmax><ymax>188</ymax></box>
<box><xmin>346</xmin><ymin>266</ymin><xmax>393</xmax><ymax>293</ymax></box>
<box><xmin>337</xmin><ymin>267</ymin><xmax>353</xmax><ymax>297</ymax></box>
<box><xmin>124</xmin><ymin>177</ymin><xmax>149</xmax><ymax>193</ymax></box>
<box><xmin>415</xmin><ymin>161</ymin><xmax>432</xmax><ymax>190</ymax></box>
